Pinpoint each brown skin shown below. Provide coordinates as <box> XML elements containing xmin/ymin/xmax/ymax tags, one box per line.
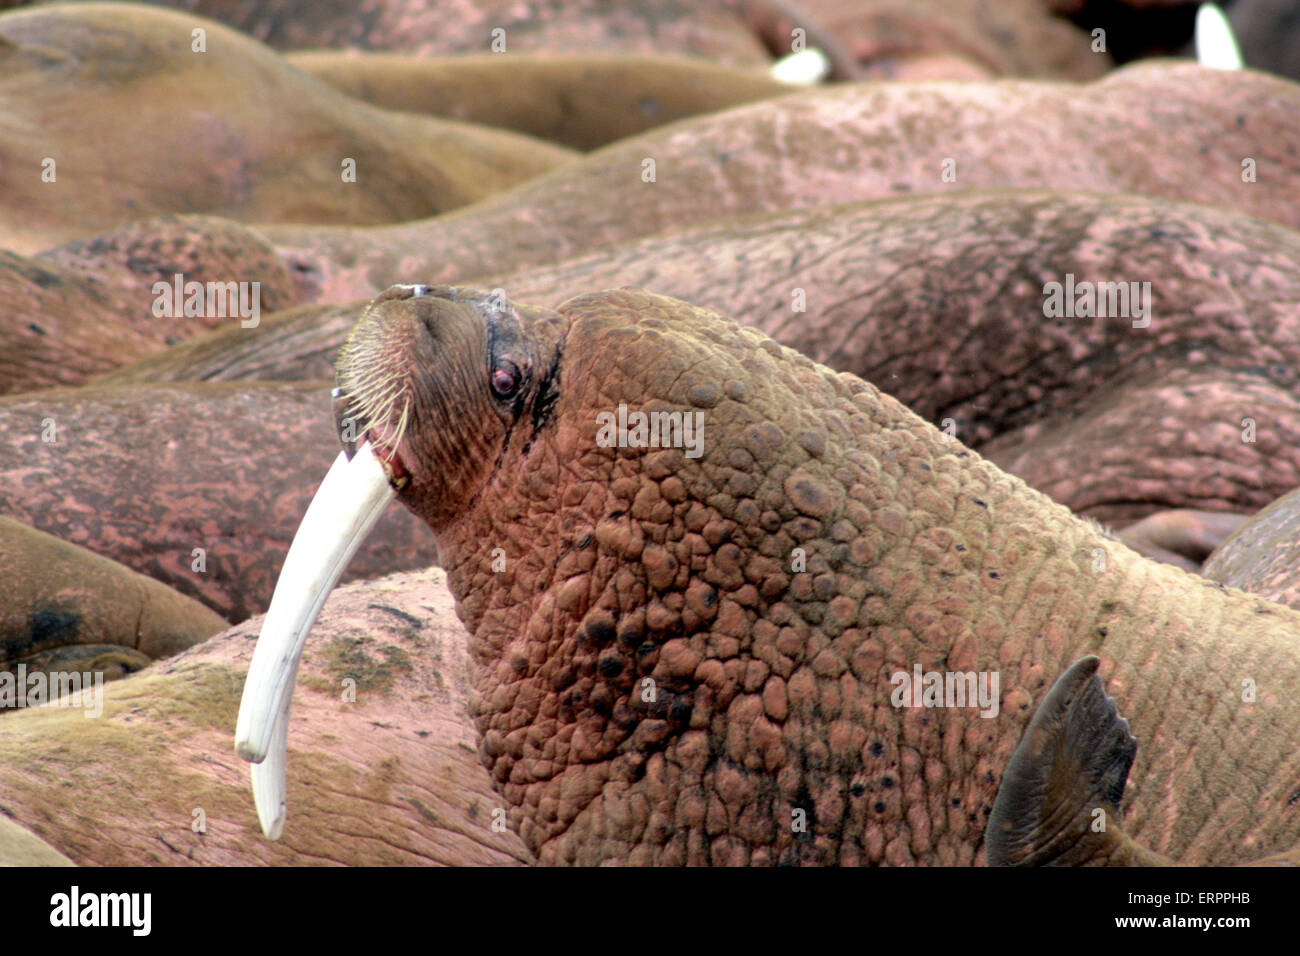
<box><xmin>0</xmin><ymin>3</ymin><xmax>575</xmax><ymax>254</ymax></box>
<box><xmin>94</xmin><ymin>300</ymin><xmax>362</xmax><ymax>387</ymax></box>
<box><xmin>2</xmin><ymin>216</ymin><xmax>300</xmax><ymax>395</ymax></box>
<box><xmin>982</xmin><ymin>363</ymin><xmax>1300</xmax><ymax>524</ymax></box>
<box><xmin>0</xmin><ymin>567</ymin><xmax>532</xmax><ymax>866</ymax></box>
<box><xmin>287</xmin><ymin>52</ymin><xmax>797</xmax><ymax>153</ymax></box>
<box><xmin>0</xmin><ymin>516</ymin><xmax>228</xmax><ymax>692</ymax></box>
<box><xmin>1202</xmin><ymin>487</ymin><xmax>1300</xmax><ymax>612</ymax></box>
<box><xmin>104</xmin><ymin>190</ymin><xmax>1300</xmax><ymax>524</ymax></box>
<box><xmin>0</xmin><ymin>382</ymin><xmax>434</xmax><ymax>623</ymax></box>
<box><xmin>124</xmin><ymin>0</ymin><xmax>774</xmax><ymax>67</ymax></box>
<box><xmin>1114</xmin><ymin>510</ymin><xmax>1251</xmax><ymax>572</ymax></box>
<box><xmin>333</xmin><ymin>285</ymin><xmax>1300</xmax><ymax>865</ymax></box>
<box><xmin>779</xmin><ymin>0</ymin><xmax>1109</xmax><ymax>78</ymax></box>
<box><xmin>990</xmin><ymin>655</ymin><xmax>1300</xmax><ymax>867</ymax></box>
<box><xmin>260</xmin><ymin>63</ymin><xmax>1300</xmax><ymax>302</ymax></box>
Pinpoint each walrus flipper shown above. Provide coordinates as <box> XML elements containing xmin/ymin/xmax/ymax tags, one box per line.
<box><xmin>987</xmin><ymin>656</ymin><xmax>1172</xmax><ymax>866</ymax></box>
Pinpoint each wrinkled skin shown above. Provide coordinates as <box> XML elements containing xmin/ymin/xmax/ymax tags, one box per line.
<box><xmin>111</xmin><ymin>191</ymin><xmax>1300</xmax><ymax>526</ymax></box>
<box><xmin>0</xmin><ymin>3</ymin><xmax>574</xmax><ymax>254</ymax></box>
<box><xmin>288</xmin><ymin>52</ymin><xmax>796</xmax><ymax>152</ymax></box>
<box><xmin>982</xmin><ymin>363</ymin><xmax>1300</xmax><ymax>524</ymax></box>
<box><xmin>1</xmin><ymin>216</ymin><xmax>300</xmax><ymax>394</ymax></box>
<box><xmin>259</xmin><ymin>63</ymin><xmax>1300</xmax><ymax>302</ymax></box>
<box><xmin>333</xmin><ymin>286</ymin><xmax>1300</xmax><ymax>865</ymax></box>
<box><xmin>1203</xmin><ymin>486</ymin><xmax>1300</xmax><ymax>612</ymax></box>
<box><xmin>99</xmin><ymin>0</ymin><xmax>1104</xmax><ymax>79</ymax></box>
<box><xmin>0</xmin><ymin>516</ymin><xmax>228</xmax><ymax>691</ymax></box>
<box><xmin>0</xmin><ymin>382</ymin><xmax>433</xmax><ymax>622</ymax></box>
<box><xmin>0</xmin><ymin>568</ymin><xmax>531</xmax><ymax>866</ymax></box>
<box><xmin>1114</xmin><ymin>509</ymin><xmax>1250</xmax><ymax>572</ymax></box>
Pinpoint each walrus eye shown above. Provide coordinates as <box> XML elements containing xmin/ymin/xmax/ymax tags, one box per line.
<box><xmin>491</xmin><ymin>361</ymin><xmax>522</xmax><ymax>399</ymax></box>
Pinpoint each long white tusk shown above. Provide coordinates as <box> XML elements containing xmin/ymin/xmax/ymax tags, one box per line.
<box><xmin>1195</xmin><ymin>3</ymin><xmax>1243</xmax><ymax>71</ymax></box>
<box><xmin>234</xmin><ymin>443</ymin><xmax>396</xmax><ymax>839</ymax></box>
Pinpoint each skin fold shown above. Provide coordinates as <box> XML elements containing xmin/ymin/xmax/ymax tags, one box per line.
<box><xmin>0</xmin><ymin>517</ymin><xmax>228</xmax><ymax>691</ymax></box>
<box><xmin>255</xmin><ymin>63</ymin><xmax>1300</xmax><ymax>302</ymax></box>
<box><xmin>0</xmin><ymin>568</ymin><xmax>532</xmax><ymax>866</ymax></box>
<box><xmin>0</xmin><ymin>382</ymin><xmax>434</xmax><ymax>623</ymax></box>
<box><xmin>1202</xmin><ymin>487</ymin><xmax>1300</xmax><ymax>612</ymax></box>
<box><xmin>1</xmin><ymin>216</ymin><xmax>300</xmax><ymax>395</ymax></box>
<box><xmin>287</xmin><ymin>52</ymin><xmax>797</xmax><ymax>152</ymax></box>
<box><xmin>101</xmin><ymin>191</ymin><xmax>1300</xmax><ymax>527</ymax></box>
<box><xmin>0</xmin><ymin>3</ymin><xmax>576</xmax><ymax>254</ymax></box>
<box><xmin>324</xmin><ymin>285</ymin><xmax>1300</xmax><ymax>865</ymax></box>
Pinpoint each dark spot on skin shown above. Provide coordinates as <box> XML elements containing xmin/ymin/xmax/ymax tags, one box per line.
<box><xmin>597</xmin><ymin>653</ymin><xmax>623</xmax><ymax>678</ymax></box>
<box><xmin>874</xmin><ymin>801</ymin><xmax>887</xmax><ymax>814</ymax></box>
<box><xmin>368</xmin><ymin>604</ymin><xmax>424</xmax><ymax>628</ymax></box>
<box><xmin>28</xmin><ymin>267</ymin><xmax>59</xmax><ymax>289</ymax></box>
<box><xmin>1236</xmin><ymin>114</ymin><xmax>1245</xmax><ymax>129</ymax></box>
<box><xmin>869</xmin><ymin>740</ymin><xmax>884</xmax><ymax>758</ymax></box>
<box><xmin>952</xmin><ymin>797</ymin><xmax>961</xmax><ymax>806</ymax></box>
<box><xmin>575</xmin><ymin>534</ymin><xmax>592</xmax><ymax>549</ymax></box>
<box><xmin>584</xmin><ymin>617</ymin><xmax>617</xmax><ymax>647</ymax></box>
<box><xmin>616</xmin><ymin>621</ymin><xmax>644</xmax><ymax>650</ymax></box>
<box><xmin>955</xmin><ymin>544</ymin><xmax>966</xmax><ymax>552</ymax></box>
<box><xmin>1287</xmin><ymin>790</ymin><xmax>1300</xmax><ymax>806</ymax></box>
<box><xmin>851</xmin><ymin>783</ymin><xmax>866</xmax><ymax>797</ymax></box>
<box><xmin>23</xmin><ymin>608</ymin><xmax>80</xmax><ymax>656</ymax></box>
<box><xmin>637</xmin><ymin>95</ymin><xmax>660</xmax><ymax>117</ymax></box>
<box><xmin>988</xmin><ymin>571</ymin><xmax>999</xmax><ymax>579</ymax></box>
<box><xmin>27</xmin><ymin>323</ymin><xmax>45</xmax><ymax>336</ymax></box>
<box><xmin>1098</xmin><ymin>627</ymin><xmax>1108</xmax><ymax>637</ymax></box>
<box><xmin>973</xmin><ymin>499</ymin><xmax>988</xmax><ymax>509</ymax></box>
<box><xmin>881</xmin><ymin>775</ymin><xmax>894</xmax><ymax>788</ymax></box>
<box><xmin>668</xmin><ymin>696</ymin><xmax>692</xmax><ymax>724</ymax></box>
<box><xmin>920</xmin><ymin>462</ymin><xmax>931</xmax><ymax>471</ymax></box>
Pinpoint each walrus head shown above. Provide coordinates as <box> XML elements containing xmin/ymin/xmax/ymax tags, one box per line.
<box><xmin>234</xmin><ymin>284</ymin><xmax>566</xmax><ymax>837</ymax></box>
<box><xmin>236</xmin><ymin>283</ymin><xmax>1104</xmax><ymax>862</ymax></box>
<box><xmin>331</xmin><ymin>283</ymin><xmax>565</xmax><ymax>529</ymax></box>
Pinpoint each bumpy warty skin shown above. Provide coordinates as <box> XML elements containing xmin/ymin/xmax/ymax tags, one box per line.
<box><xmin>342</xmin><ymin>287</ymin><xmax>1300</xmax><ymax>866</ymax></box>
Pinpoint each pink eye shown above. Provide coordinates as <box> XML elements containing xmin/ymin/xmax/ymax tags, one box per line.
<box><xmin>491</xmin><ymin>363</ymin><xmax>520</xmax><ymax>397</ymax></box>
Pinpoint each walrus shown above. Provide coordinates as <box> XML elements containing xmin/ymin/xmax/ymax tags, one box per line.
<box><xmin>3</xmin><ymin>215</ymin><xmax>299</xmax><ymax>395</ymax></box>
<box><xmin>0</xmin><ymin>3</ymin><xmax>575</xmax><ymax>254</ymax></box>
<box><xmin>256</xmin><ymin>62</ymin><xmax>1300</xmax><ymax>302</ymax></box>
<box><xmin>1202</xmin><ymin>486</ymin><xmax>1300</xmax><ymax>612</ymax></box>
<box><xmin>105</xmin><ymin>190</ymin><xmax>1300</xmax><ymax>527</ymax></box>
<box><xmin>237</xmin><ymin>285</ymin><xmax>1300</xmax><ymax>864</ymax></box>
<box><xmin>0</xmin><ymin>516</ymin><xmax>228</xmax><ymax>695</ymax></box>
<box><xmin>130</xmin><ymin>0</ymin><xmax>1100</xmax><ymax>79</ymax></box>
<box><xmin>286</xmin><ymin>53</ymin><xmax>798</xmax><ymax>152</ymax></box>
<box><xmin>981</xmin><ymin>362</ymin><xmax>1300</xmax><ymax>524</ymax></box>
<box><xmin>0</xmin><ymin>567</ymin><xmax>531</xmax><ymax>866</ymax></box>
<box><xmin>988</xmin><ymin>655</ymin><xmax>1300</xmax><ymax>866</ymax></box>
<box><xmin>0</xmin><ymin>382</ymin><xmax>434</xmax><ymax>622</ymax></box>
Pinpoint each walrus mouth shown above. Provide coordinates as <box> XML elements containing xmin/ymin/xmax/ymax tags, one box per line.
<box><xmin>362</xmin><ymin>421</ymin><xmax>411</xmax><ymax>489</ymax></box>
<box><xmin>234</xmin><ymin>442</ymin><xmax>396</xmax><ymax>839</ymax></box>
